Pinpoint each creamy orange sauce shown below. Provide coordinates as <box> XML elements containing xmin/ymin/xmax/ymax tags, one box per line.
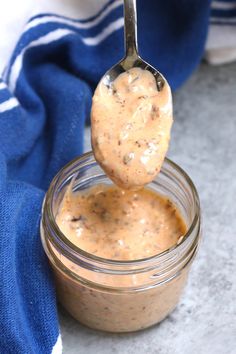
<box><xmin>91</xmin><ymin>67</ymin><xmax>173</xmax><ymax>190</ymax></box>
<box><xmin>52</xmin><ymin>183</ymin><xmax>189</xmax><ymax>332</ymax></box>
<box><xmin>51</xmin><ymin>68</ymin><xmax>190</xmax><ymax>333</ymax></box>
<box><xmin>56</xmin><ymin>184</ymin><xmax>186</xmax><ymax>261</ymax></box>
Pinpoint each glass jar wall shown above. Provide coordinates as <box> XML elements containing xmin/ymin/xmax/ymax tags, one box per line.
<box><xmin>41</xmin><ymin>152</ymin><xmax>201</xmax><ymax>332</ymax></box>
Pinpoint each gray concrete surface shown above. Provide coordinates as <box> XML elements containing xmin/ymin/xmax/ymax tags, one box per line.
<box><xmin>59</xmin><ymin>62</ymin><xmax>236</xmax><ymax>354</ymax></box>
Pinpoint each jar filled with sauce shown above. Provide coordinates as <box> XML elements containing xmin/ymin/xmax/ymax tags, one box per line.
<box><xmin>40</xmin><ymin>152</ymin><xmax>201</xmax><ymax>333</ymax></box>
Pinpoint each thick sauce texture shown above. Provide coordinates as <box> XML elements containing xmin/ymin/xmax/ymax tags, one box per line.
<box><xmin>51</xmin><ymin>68</ymin><xmax>190</xmax><ymax>333</ymax></box>
<box><xmin>56</xmin><ymin>184</ymin><xmax>186</xmax><ymax>261</ymax></box>
<box><xmin>52</xmin><ymin>184</ymin><xmax>189</xmax><ymax>332</ymax></box>
<box><xmin>91</xmin><ymin>67</ymin><xmax>173</xmax><ymax>189</ymax></box>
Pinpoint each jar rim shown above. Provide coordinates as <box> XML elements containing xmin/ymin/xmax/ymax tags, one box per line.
<box><xmin>44</xmin><ymin>151</ymin><xmax>201</xmax><ymax>267</ymax></box>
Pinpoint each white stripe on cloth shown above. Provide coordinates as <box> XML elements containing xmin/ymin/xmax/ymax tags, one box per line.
<box><xmin>0</xmin><ymin>97</ymin><xmax>19</xmax><ymax>113</ymax></box>
<box><xmin>210</xmin><ymin>17</ymin><xmax>236</xmax><ymax>23</ymax></box>
<box><xmin>8</xmin><ymin>28</ymin><xmax>74</xmax><ymax>92</ymax></box>
<box><xmin>207</xmin><ymin>24</ymin><xmax>236</xmax><ymax>49</ymax></box>
<box><xmin>211</xmin><ymin>1</ymin><xmax>236</xmax><ymax>10</ymax></box>
<box><xmin>24</xmin><ymin>0</ymin><xmax>123</xmax><ymax>32</ymax></box>
<box><xmin>8</xmin><ymin>18</ymin><xmax>124</xmax><ymax>92</ymax></box>
<box><xmin>0</xmin><ymin>82</ymin><xmax>7</xmax><ymax>90</ymax></box>
<box><xmin>205</xmin><ymin>24</ymin><xmax>236</xmax><ymax>64</ymax></box>
<box><xmin>205</xmin><ymin>47</ymin><xmax>236</xmax><ymax>64</ymax></box>
<box><xmin>51</xmin><ymin>334</ymin><xmax>62</xmax><ymax>354</ymax></box>
<box><xmin>83</xmin><ymin>17</ymin><xmax>123</xmax><ymax>45</ymax></box>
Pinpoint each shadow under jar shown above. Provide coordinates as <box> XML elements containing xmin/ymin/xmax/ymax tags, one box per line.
<box><xmin>40</xmin><ymin>152</ymin><xmax>201</xmax><ymax>333</ymax></box>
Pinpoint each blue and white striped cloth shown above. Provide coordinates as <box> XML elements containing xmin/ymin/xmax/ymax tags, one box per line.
<box><xmin>206</xmin><ymin>0</ymin><xmax>236</xmax><ymax>64</ymax></box>
<box><xmin>0</xmin><ymin>1</ymin><xmax>211</xmax><ymax>353</ymax></box>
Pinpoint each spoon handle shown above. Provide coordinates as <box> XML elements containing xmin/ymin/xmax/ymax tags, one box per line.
<box><xmin>124</xmin><ymin>0</ymin><xmax>138</xmax><ymax>58</ymax></box>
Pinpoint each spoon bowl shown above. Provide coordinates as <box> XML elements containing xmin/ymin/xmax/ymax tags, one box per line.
<box><xmin>101</xmin><ymin>0</ymin><xmax>168</xmax><ymax>94</ymax></box>
<box><xmin>101</xmin><ymin>56</ymin><xmax>166</xmax><ymax>92</ymax></box>
<box><xmin>91</xmin><ymin>0</ymin><xmax>173</xmax><ymax>189</ymax></box>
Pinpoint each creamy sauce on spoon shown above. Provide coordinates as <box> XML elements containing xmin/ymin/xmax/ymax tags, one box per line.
<box><xmin>91</xmin><ymin>67</ymin><xmax>173</xmax><ymax>189</ymax></box>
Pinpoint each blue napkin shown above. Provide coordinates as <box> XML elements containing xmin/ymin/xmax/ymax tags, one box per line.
<box><xmin>0</xmin><ymin>1</ymin><xmax>210</xmax><ymax>352</ymax></box>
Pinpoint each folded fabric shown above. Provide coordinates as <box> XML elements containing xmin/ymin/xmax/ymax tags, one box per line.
<box><xmin>0</xmin><ymin>1</ymin><xmax>211</xmax><ymax>353</ymax></box>
<box><xmin>206</xmin><ymin>0</ymin><xmax>236</xmax><ymax>64</ymax></box>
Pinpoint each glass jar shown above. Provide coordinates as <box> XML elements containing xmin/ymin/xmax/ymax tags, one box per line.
<box><xmin>40</xmin><ymin>152</ymin><xmax>201</xmax><ymax>333</ymax></box>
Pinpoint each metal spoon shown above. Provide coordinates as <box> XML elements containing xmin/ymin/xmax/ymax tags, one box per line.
<box><xmin>91</xmin><ymin>0</ymin><xmax>173</xmax><ymax>189</ymax></box>
<box><xmin>101</xmin><ymin>0</ymin><xmax>171</xmax><ymax>94</ymax></box>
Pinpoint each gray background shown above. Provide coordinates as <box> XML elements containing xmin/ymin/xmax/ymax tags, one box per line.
<box><xmin>59</xmin><ymin>62</ymin><xmax>236</xmax><ymax>354</ymax></box>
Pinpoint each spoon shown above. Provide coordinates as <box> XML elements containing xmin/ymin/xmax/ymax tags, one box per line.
<box><xmin>101</xmin><ymin>0</ymin><xmax>171</xmax><ymax>95</ymax></box>
<box><xmin>91</xmin><ymin>0</ymin><xmax>173</xmax><ymax>189</ymax></box>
